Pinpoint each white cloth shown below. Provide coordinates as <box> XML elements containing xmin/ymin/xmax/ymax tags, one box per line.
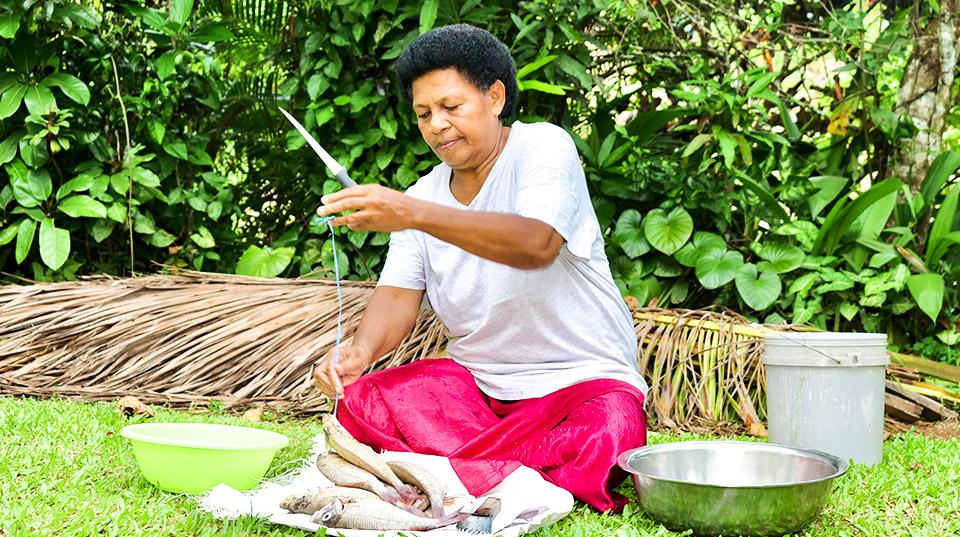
<box><xmin>199</xmin><ymin>434</ymin><xmax>574</xmax><ymax>537</ymax></box>
<box><xmin>378</xmin><ymin>121</ymin><xmax>648</xmax><ymax>400</ymax></box>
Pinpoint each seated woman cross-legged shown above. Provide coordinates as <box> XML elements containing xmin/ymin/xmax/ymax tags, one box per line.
<box><xmin>311</xmin><ymin>23</ymin><xmax>648</xmax><ymax>513</ymax></box>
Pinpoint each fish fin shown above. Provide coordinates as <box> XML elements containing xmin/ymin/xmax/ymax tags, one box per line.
<box><xmin>429</xmin><ymin>503</ymin><xmax>444</xmax><ymax>518</ymax></box>
<box><xmin>397</xmin><ymin>484</ymin><xmax>421</xmax><ymax>504</ymax></box>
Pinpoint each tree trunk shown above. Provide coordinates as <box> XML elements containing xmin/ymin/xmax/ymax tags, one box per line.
<box><xmin>890</xmin><ymin>0</ymin><xmax>959</xmax><ymax>192</ymax></box>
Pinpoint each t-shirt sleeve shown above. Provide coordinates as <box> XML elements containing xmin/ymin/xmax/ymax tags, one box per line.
<box><xmin>376</xmin><ymin>229</ymin><xmax>426</xmax><ymax>290</ymax></box>
<box><xmin>514</xmin><ymin>126</ymin><xmax>599</xmax><ymax>260</ymax></box>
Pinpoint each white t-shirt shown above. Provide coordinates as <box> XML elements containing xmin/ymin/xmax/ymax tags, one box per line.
<box><xmin>378</xmin><ymin>121</ymin><xmax>648</xmax><ymax>400</ymax></box>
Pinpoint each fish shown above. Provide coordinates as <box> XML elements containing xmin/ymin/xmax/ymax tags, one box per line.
<box><xmin>311</xmin><ymin>497</ymin><xmax>467</xmax><ymax>531</ymax></box>
<box><xmin>315</xmin><ymin>453</ymin><xmax>404</xmax><ymax>505</ymax></box>
<box><xmin>279</xmin><ymin>486</ymin><xmax>379</xmax><ymax>514</ymax></box>
<box><xmin>321</xmin><ymin>413</ymin><xmax>419</xmax><ymax>504</ymax></box>
<box><xmin>387</xmin><ymin>460</ymin><xmax>446</xmax><ymax>518</ymax></box>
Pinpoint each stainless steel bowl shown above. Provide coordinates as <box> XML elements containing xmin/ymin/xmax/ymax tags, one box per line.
<box><xmin>618</xmin><ymin>441</ymin><xmax>848</xmax><ymax>536</ymax></box>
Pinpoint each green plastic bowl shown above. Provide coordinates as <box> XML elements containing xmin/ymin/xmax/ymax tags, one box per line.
<box><xmin>120</xmin><ymin>422</ymin><xmax>289</xmax><ymax>494</ymax></box>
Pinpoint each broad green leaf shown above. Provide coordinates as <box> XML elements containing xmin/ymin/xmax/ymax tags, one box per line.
<box><xmin>556</xmin><ymin>54</ymin><xmax>591</xmax><ymax>88</ymax></box>
<box><xmin>170</xmin><ymin>0</ymin><xmax>193</xmax><ymax>27</ymax></box>
<box><xmin>0</xmin><ymin>223</ymin><xmax>17</xmax><ymax>245</ymax></box>
<box><xmin>156</xmin><ymin>51</ymin><xmax>176</xmax><ymax>80</ymax></box>
<box><xmin>190</xmin><ymin>225</ymin><xmax>215</xmax><ymax>248</ymax></box>
<box><xmin>715</xmin><ymin>130</ymin><xmax>736</xmax><ymax>167</ymax></box>
<box><xmin>746</xmin><ymin>72</ymin><xmax>776</xmax><ymax>97</ymax></box>
<box><xmin>236</xmin><ymin>245</ymin><xmax>295</xmax><ymax>278</ymax></box>
<box><xmin>90</xmin><ymin>220</ymin><xmax>114</xmax><ymax>243</ymax></box>
<box><xmin>41</xmin><ymin>73</ymin><xmax>90</xmax><ymax>105</ymax></box>
<box><xmin>517</xmin><ymin>80</ymin><xmax>567</xmax><ymax>95</ymax></box>
<box><xmin>906</xmin><ymin>273</ymin><xmax>944</xmax><ymax>322</ymax></box>
<box><xmin>56</xmin><ymin>172</ymin><xmax>97</xmax><ymax>200</ymax></box>
<box><xmin>23</xmin><ymin>84</ymin><xmax>57</xmax><ymax>115</ymax></box>
<box><xmin>132</xmin><ymin>167</ymin><xmax>161</xmax><ymax>187</ymax></box>
<box><xmin>926</xmin><ymin>184</ymin><xmax>959</xmax><ymax>265</ymax></box>
<box><xmin>695</xmin><ymin>249</ymin><xmax>744</xmax><ymax>289</ymax></box>
<box><xmin>733</xmin><ymin>170</ymin><xmax>790</xmax><ymax>223</ymax></box>
<box><xmin>813</xmin><ymin>178</ymin><xmax>903</xmax><ymax>255</ymax></box>
<box><xmin>419</xmin><ymin>0</ymin><xmax>438</xmax><ymax>34</ymax></box>
<box><xmin>919</xmin><ymin>150</ymin><xmax>960</xmax><ymax>210</ymax></box>
<box><xmin>58</xmin><ymin>195</ymin><xmax>107</xmax><ymax>218</ymax></box>
<box><xmin>39</xmin><ymin>218</ymin><xmax>70</xmax><ymax>270</ymax></box>
<box><xmin>0</xmin><ymin>83</ymin><xmax>27</xmax><ymax>119</ymax></box>
<box><xmin>148</xmin><ymin>121</ymin><xmax>165</xmax><ymax>144</ymax></box>
<box><xmin>927</xmin><ymin>231</ymin><xmax>960</xmax><ymax>267</ymax></box>
<box><xmin>110</xmin><ymin>172</ymin><xmax>130</xmax><ymax>195</ymax></box>
<box><xmin>849</xmin><ymin>192</ymin><xmax>896</xmax><ymax>240</ymax></box>
<box><xmin>165</xmin><ymin>141</ymin><xmax>188</xmax><ymax>160</ymax></box>
<box><xmin>838</xmin><ymin>303</ymin><xmax>859</xmax><ymax>321</ymax></box>
<box><xmin>757</xmin><ymin>243</ymin><xmax>805</xmax><ymax>273</ymax></box>
<box><xmin>10</xmin><ymin>162</ymin><xmax>51</xmax><ymax>207</ymax></box>
<box><xmin>735</xmin><ymin>264</ymin><xmax>781</xmax><ymax>310</ymax></box>
<box><xmin>321</xmin><ymin>239</ymin><xmax>350</xmax><ymax>275</ymax></box>
<box><xmin>614</xmin><ymin>209</ymin><xmax>649</xmax><ymax>258</ymax></box>
<box><xmin>190</xmin><ymin>21</ymin><xmax>234</xmax><ymax>42</ymax></box>
<box><xmin>807</xmin><ymin>176</ymin><xmax>847</xmax><ymax>218</ymax></box>
<box><xmin>134</xmin><ymin>212</ymin><xmax>156</xmax><ymax>234</ymax></box>
<box><xmin>0</xmin><ymin>131</ymin><xmax>18</xmax><ymax>164</ymax></box>
<box><xmin>681</xmin><ymin>133</ymin><xmax>712</xmax><ymax>159</ymax></box>
<box><xmin>643</xmin><ymin>207</ymin><xmax>693</xmax><ymax>255</ymax></box>
<box><xmin>674</xmin><ymin>231</ymin><xmax>726</xmax><ymax>267</ymax></box>
<box><xmin>207</xmin><ymin>200</ymin><xmax>223</xmax><ymax>220</ymax></box>
<box><xmin>0</xmin><ymin>14</ymin><xmax>20</xmax><ymax>39</ymax></box>
<box><xmin>516</xmin><ymin>54</ymin><xmax>558</xmax><ymax>79</ymax></box>
<box><xmin>15</xmin><ymin>218</ymin><xmax>36</xmax><ymax>263</ymax></box>
<box><xmin>147</xmin><ymin>229</ymin><xmax>176</xmax><ymax>247</ymax></box>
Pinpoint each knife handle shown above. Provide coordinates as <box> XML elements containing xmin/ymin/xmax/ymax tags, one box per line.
<box><xmin>334</xmin><ymin>169</ymin><xmax>357</xmax><ymax>189</ymax></box>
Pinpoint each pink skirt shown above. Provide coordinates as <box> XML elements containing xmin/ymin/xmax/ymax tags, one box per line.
<box><xmin>336</xmin><ymin>358</ymin><xmax>647</xmax><ymax>512</ymax></box>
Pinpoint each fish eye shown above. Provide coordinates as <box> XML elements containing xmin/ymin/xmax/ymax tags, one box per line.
<box><xmin>321</xmin><ymin>512</ymin><xmax>333</xmax><ymax>522</ymax></box>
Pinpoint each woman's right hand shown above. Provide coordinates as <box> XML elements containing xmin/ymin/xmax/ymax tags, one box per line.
<box><xmin>312</xmin><ymin>344</ymin><xmax>373</xmax><ymax>398</ymax></box>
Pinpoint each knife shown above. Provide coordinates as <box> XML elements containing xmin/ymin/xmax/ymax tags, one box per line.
<box><xmin>278</xmin><ymin>106</ymin><xmax>357</xmax><ymax>188</ymax></box>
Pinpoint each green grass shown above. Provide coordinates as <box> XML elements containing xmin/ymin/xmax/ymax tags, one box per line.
<box><xmin>1</xmin><ymin>396</ymin><xmax>958</xmax><ymax>536</ymax></box>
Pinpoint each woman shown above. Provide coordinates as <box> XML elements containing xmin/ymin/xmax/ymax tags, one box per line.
<box><xmin>312</xmin><ymin>23</ymin><xmax>648</xmax><ymax>513</ymax></box>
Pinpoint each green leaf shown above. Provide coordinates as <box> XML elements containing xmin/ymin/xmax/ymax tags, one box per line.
<box><xmin>681</xmin><ymin>133</ymin><xmax>712</xmax><ymax>159</ymax></box>
<box><xmin>715</xmin><ymin>130</ymin><xmax>736</xmax><ymax>167</ymax></box>
<box><xmin>235</xmin><ymin>245</ymin><xmax>295</xmax><ymax>278</ymax></box>
<box><xmin>674</xmin><ymin>231</ymin><xmax>726</xmax><ymax>267</ymax></box>
<box><xmin>23</xmin><ymin>85</ymin><xmax>57</xmax><ymax>115</ymax></box>
<box><xmin>0</xmin><ymin>131</ymin><xmax>18</xmax><ymax>165</ymax></box>
<box><xmin>695</xmin><ymin>248</ymin><xmax>744</xmax><ymax>289</ymax></box>
<box><xmin>56</xmin><ymin>172</ymin><xmax>97</xmax><ymax>200</ymax></box>
<box><xmin>90</xmin><ymin>220</ymin><xmax>114</xmax><ymax>243</ymax></box>
<box><xmin>643</xmin><ymin>207</ymin><xmax>693</xmax><ymax>255</ymax></box>
<box><xmin>556</xmin><ymin>54</ymin><xmax>591</xmax><ymax>88</ymax></box>
<box><xmin>516</xmin><ymin>54</ymin><xmax>558</xmax><ymax>79</ymax></box>
<box><xmin>0</xmin><ymin>223</ymin><xmax>17</xmax><ymax>245</ymax></box>
<box><xmin>156</xmin><ymin>51</ymin><xmax>176</xmax><ymax>80</ymax></box>
<box><xmin>148</xmin><ymin>121</ymin><xmax>165</xmax><ymax>144</ymax></box>
<box><xmin>613</xmin><ymin>209</ymin><xmax>649</xmax><ymax>258</ymax></box>
<box><xmin>0</xmin><ymin>83</ymin><xmax>27</xmax><ymax>119</ymax></box>
<box><xmin>110</xmin><ymin>172</ymin><xmax>129</xmax><ymax>195</ymax></box>
<box><xmin>517</xmin><ymin>80</ymin><xmax>567</xmax><ymax>95</ymax></box>
<box><xmin>926</xmin><ymin>184</ymin><xmax>959</xmax><ymax>265</ymax></box>
<box><xmin>147</xmin><ymin>229</ymin><xmax>176</xmax><ymax>247</ymax></box>
<box><xmin>733</xmin><ymin>170</ymin><xmax>790</xmax><ymax>223</ymax></box>
<box><xmin>207</xmin><ymin>200</ymin><xmax>223</xmax><ymax>220</ymax></box>
<box><xmin>757</xmin><ymin>243</ymin><xmax>805</xmax><ymax>273</ymax></box>
<box><xmin>170</xmin><ymin>0</ymin><xmax>193</xmax><ymax>28</ymax></box>
<box><xmin>10</xmin><ymin>162</ymin><xmax>51</xmax><ymax>207</ymax></box>
<box><xmin>58</xmin><ymin>195</ymin><xmax>107</xmax><ymax>218</ymax></box>
<box><xmin>735</xmin><ymin>264</ymin><xmax>781</xmax><ymax>311</ymax></box>
<box><xmin>15</xmin><ymin>218</ymin><xmax>36</xmax><ymax>263</ymax></box>
<box><xmin>813</xmin><ymin>178</ymin><xmax>903</xmax><ymax>255</ymax></box>
<box><xmin>838</xmin><ymin>303</ymin><xmax>859</xmax><ymax>321</ymax></box>
<box><xmin>190</xmin><ymin>225</ymin><xmax>215</xmax><ymax>248</ymax></box>
<box><xmin>919</xmin><ymin>150</ymin><xmax>960</xmax><ymax>210</ymax></box>
<box><xmin>0</xmin><ymin>14</ymin><xmax>20</xmax><ymax>39</ymax></box>
<box><xmin>746</xmin><ymin>72</ymin><xmax>776</xmax><ymax>97</ymax></box>
<box><xmin>419</xmin><ymin>0</ymin><xmax>438</xmax><ymax>34</ymax></box>
<box><xmin>189</xmin><ymin>21</ymin><xmax>234</xmax><ymax>42</ymax></box>
<box><xmin>906</xmin><ymin>273</ymin><xmax>944</xmax><ymax>322</ymax></box>
<box><xmin>39</xmin><ymin>218</ymin><xmax>70</xmax><ymax>270</ymax></box>
<box><xmin>807</xmin><ymin>176</ymin><xmax>847</xmax><ymax>218</ymax></box>
<box><xmin>41</xmin><ymin>73</ymin><xmax>90</xmax><ymax>106</ymax></box>
<box><xmin>165</xmin><ymin>141</ymin><xmax>188</xmax><ymax>160</ymax></box>
<box><xmin>132</xmin><ymin>167</ymin><xmax>161</xmax><ymax>187</ymax></box>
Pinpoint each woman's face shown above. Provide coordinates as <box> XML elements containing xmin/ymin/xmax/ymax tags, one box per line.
<box><xmin>411</xmin><ymin>68</ymin><xmax>505</xmax><ymax>171</ymax></box>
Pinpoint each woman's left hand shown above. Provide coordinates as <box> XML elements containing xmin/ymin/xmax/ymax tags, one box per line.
<box><xmin>316</xmin><ymin>185</ymin><xmax>419</xmax><ymax>232</ymax></box>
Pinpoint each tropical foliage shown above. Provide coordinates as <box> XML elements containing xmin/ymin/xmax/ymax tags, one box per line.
<box><xmin>0</xmin><ymin>0</ymin><xmax>958</xmax><ymax>358</ymax></box>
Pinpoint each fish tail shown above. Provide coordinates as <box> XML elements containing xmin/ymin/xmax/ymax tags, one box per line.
<box><xmin>377</xmin><ymin>488</ymin><xmax>404</xmax><ymax>505</ymax></box>
<box><xmin>397</xmin><ymin>484</ymin><xmax>420</xmax><ymax>504</ymax></box>
<box><xmin>429</xmin><ymin>503</ymin><xmax>444</xmax><ymax>518</ymax></box>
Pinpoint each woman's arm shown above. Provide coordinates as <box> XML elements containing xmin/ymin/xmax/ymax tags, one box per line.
<box><xmin>312</xmin><ymin>284</ymin><xmax>424</xmax><ymax>396</ymax></box>
<box><xmin>316</xmin><ymin>185</ymin><xmax>564</xmax><ymax>269</ymax></box>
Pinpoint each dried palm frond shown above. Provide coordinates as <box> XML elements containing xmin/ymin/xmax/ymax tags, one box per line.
<box><xmin>1</xmin><ymin>271</ymin><xmax>803</xmax><ymax>433</ymax></box>
<box><xmin>0</xmin><ymin>271</ymin><xmax>446</xmax><ymax>414</ymax></box>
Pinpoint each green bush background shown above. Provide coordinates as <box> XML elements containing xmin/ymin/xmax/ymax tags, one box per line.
<box><xmin>1</xmin><ymin>0</ymin><xmax>958</xmax><ymax>361</ymax></box>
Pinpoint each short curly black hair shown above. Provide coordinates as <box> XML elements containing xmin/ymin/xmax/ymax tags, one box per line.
<box><xmin>395</xmin><ymin>24</ymin><xmax>518</xmax><ymax>119</ymax></box>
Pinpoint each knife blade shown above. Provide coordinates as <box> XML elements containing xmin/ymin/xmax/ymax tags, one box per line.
<box><xmin>278</xmin><ymin>107</ymin><xmax>357</xmax><ymax>188</ymax></box>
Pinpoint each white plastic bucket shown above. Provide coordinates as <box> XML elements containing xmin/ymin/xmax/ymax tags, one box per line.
<box><xmin>762</xmin><ymin>332</ymin><xmax>888</xmax><ymax>466</ymax></box>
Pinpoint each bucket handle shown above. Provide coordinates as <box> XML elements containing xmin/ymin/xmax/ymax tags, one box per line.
<box><xmin>750</xmin><ymin>323</ymin><xmax>845</xmax><ymax>364</ymax></box>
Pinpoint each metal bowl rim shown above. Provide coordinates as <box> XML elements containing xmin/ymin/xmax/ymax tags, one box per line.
<box><xmin>617</xmin><ymin>440</ymin><xmax>849</xmax><ymax>489</ymax></box>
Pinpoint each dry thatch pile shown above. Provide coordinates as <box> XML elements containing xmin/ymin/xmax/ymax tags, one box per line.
<box><xmin>0</xmin><ymin>271</ymin><xmax>795</xmax><ymax>431</ymax></box>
